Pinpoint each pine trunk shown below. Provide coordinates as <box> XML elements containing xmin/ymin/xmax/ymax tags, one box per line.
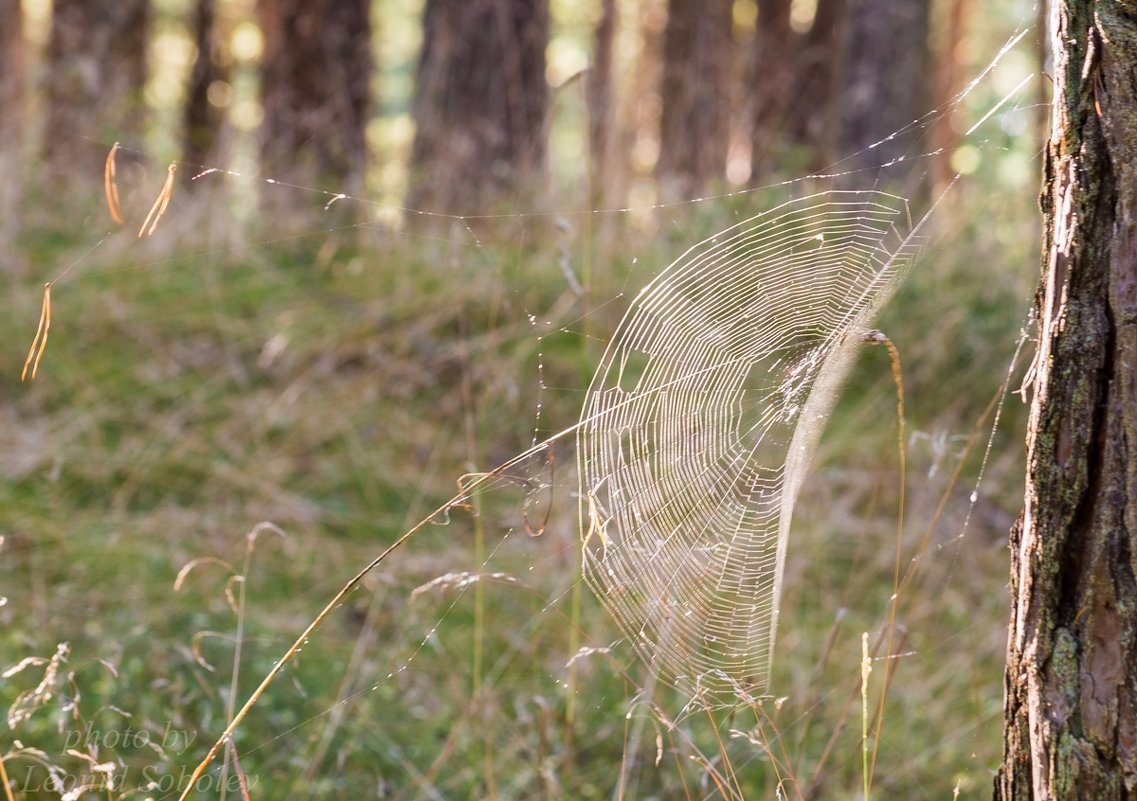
<box><xmin>0</xmin><ymin>0</ymin><xmax>23</xmax><ymax>148</ymax></box>
<box><xmin>837</xmin><ymin>0</ymin><xmax>930</xmax><ymax>190</ymax></box>
<box><xmin>995</xmin><ymin>1</ymin><xmax>1137</xmax><ymax>798</ymax></box>
<box><xmin>749</xmin><ymin>0</ymin><xmax>795</xmax><ymax>180</ymax></box>
<box><xmin>257</xmin><ymin>0</ymin><xmax>372</xmax><ymax>191</ymax></box>
<box><xmin>183</xmin><ymin>0</ymin><xmax>229</xmax><ymax>170</ymax></box>
<box><xmin>656</xmin><ymin>0</ymin><xmax>733</xmax><ymax>198</ymax></box>
<box><xmin>784</xmin><ymin>0</ymin><xmax>844</xmax><ymax>167</ymax></box>
<box><xmin>0</xmin><ymin>0</ymin><xmax>24</xmax><ymax>251</ymax></box>
<box><xmin>43</xmin><ymin>0</ymin><xmax>150</xmax><ymax>179</ymax></box>
<box><xmin>407</xmin><ymin>0</ymin><xmax>549</xmax><ymax>216</ymax></box>
<box><xmin>930</xmin><ymin>0</ymin><xmax>972</xmax><ymax>193</ymax></box>
<box><xmin>588</xmin><ymin>0</ymin><xmax>618</xmax><ymax>206</ymax></box>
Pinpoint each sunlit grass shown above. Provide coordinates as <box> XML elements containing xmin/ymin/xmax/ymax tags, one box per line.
<box><xmin>1</xmin><ymin>158</ymin><xmax>1035</xmax><ymax>799</ymax></box>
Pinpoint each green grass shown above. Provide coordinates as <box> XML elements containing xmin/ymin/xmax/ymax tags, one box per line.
<box><xmin>1</xmin><ymin>169</ymin><xmax>1035</xmax><ymax>800</ymax></box>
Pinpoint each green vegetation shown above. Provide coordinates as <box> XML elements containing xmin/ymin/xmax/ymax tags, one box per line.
<box><xmin>1</xmin><ymin>159</ymin><xmax>1036</xmax><ymax>800</ymax></box>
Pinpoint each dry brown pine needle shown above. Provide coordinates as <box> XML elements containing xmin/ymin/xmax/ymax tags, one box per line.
<box><xmin>104</xmin><ymin>142</ymin><xmax>124</xmax><ymax>225</ymax></box>
<box><xmin>138</xmin><ymin>163</ymin><xmax>177</xmax><ymax>238</ymax></box>
<box><xmin>21</xmin><ymin>283</ymin><xmax>52</xmax><ymax>382</ymax></box>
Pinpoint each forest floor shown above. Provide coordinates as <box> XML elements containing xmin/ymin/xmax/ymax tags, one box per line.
<box><xmin>1</xmin><ymin>173</ymin><xmax>1036</xmax><ymax>800</ymax></box>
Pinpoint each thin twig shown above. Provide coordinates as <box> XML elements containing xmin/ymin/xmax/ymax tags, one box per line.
<box><xmin>868</xmin><ymin>336</ymin><xmax>906</xmax><ymax>789</ymax></box>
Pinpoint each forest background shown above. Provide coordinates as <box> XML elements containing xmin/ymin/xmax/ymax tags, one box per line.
<box><xmin>1</xmin><ymin>0</ymin><xmax>1045</xmax><ymax>799</ymax></box>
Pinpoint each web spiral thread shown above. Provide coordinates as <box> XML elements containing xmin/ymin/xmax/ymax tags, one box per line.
<box><xmin>577</xmin><ymin>191</ymin><xmax>926</xmax><ymax>695</ymax></box>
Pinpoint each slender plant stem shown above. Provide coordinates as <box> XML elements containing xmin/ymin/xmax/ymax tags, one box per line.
<box><xmin>861</xmin><ymin>632</ymin><xmax>871</xmax><ymax>801</ymax></box>
<box><xmin>0</xmin><ymin>750</ymin><xmax>15</xmax><ymax>801</ymax></box>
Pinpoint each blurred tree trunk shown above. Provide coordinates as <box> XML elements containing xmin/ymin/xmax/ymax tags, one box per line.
<box><xmin>749</xmin><ymin>0</ymin><xmax>795</xmax><ymax>180</ymax></box>
<box><xmin>183</xmin><ymin>0</ymin><xmax>230</xmax><ymax>171</ymax></box>
<box><xmin>656</xmin><ymin>0</ymin><xmax>732</xmax><ymax>198</ymax></box>
<box><xmin>626</xmin><ymin>0</ymin><xmax>666</xmax><ymax>181</ymax></box>
<box><xmin>995</xmin><ymin>2</ymin><xmax>1137</xmax><ymax>799</ymax></box>
<box><xmin>0</xmin><ymin>0</ymin><xmax>24</xmax><ymax>254</ymax></box>
<box><xmin>257</xmin><ymin>0</ymin><xmax>372</xmax><ymax>195</ymax></box>
<box><xmin>407</xmin><ymin>0</ymin><xmax>550</xmax><ymax>216</ymax></box>
<box><xmin>43</xmin><ymin>0</ymin><xmax>150</xmax><ymax>180</ymax></box>
<box><xmin>0</xmin><ymin>0</ymin><xmax>24</xmax><ymax>148</ymax></box>
<box><xmin>927</xmin><ymin>0</ymin><xmax>973</xmax><ymax>191</ymax></box>
<box><xmin>784</xmin><ymin>0</ymin><xmax>844</xmax><ymax>167</ymax></box>
<box><xmin>587</xmin><ymin>0</ymin><xmax>617</xmax><ymax>206</ymax></box>
<box><xmin>930</xmin><ymin>0</ymin><xmax>971</xmax><ymax>193</ymax></box>
<box><xmin>836</xmin><ymin>0</ymin><xmax>930</xmax><ymax>190</ymax></box>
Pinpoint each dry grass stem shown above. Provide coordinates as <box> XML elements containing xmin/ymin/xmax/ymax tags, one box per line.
<box><xmin>225</xmin><ymin>739</ymin><xmax>252</xmax><ymax>801</ymax></box>
<box><xmin>870</xmin><ymin>334</ymin><xmax>906</xmax><ymax>783</ymax></box>
<box><xmin>861</xmin><ymin>632</ymin><xmax>872</xmax><ymax>801</ymax></box>
<box><xmin>174</xmin><ymin>557</ymin><xmax>237</xmax><ymax>590</ymax></box>
<box><xmin>411</xmin><ymin>571</ymin><xmax>524</xmax><ymax>600</ymax></box>
<box><xmin>0</xmin><ymin>750</ymin><xmax>15</xmax><ymax>801</ymax></box>
<box><xmin>174</xmin><ymin>442</ymin><xmax>559</xmax><ymax>801</ymax></box>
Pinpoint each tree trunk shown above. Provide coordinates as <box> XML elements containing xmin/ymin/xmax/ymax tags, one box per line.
<box><xmin>784</xmin><ymin>0</ymin><xmax>844</xmax><ymax>168</ymax></box>
<box><xmin>0</xmin><ymin>0</ymin><xmax>24</xmax><ymax>149</ymax></box>
<box><xmin>183</xmin><ymin>0</ymin><xmax>229</xmax><ymax>171</ymax></box>
<box><xmin>932</xmin><ymin>0</ymin><xmax>968</xmax><ymax>192</ymax></box>
<box><xmin>407</xmin><ymin>0</ymin><xmax>550</xmax><ymax>217</ymax></box>
<box><xmin>587</xmin><ymin>0</ymin><xmax>618</xmax><ymax>206</ymax></box>
<box><xmin>43</xmin><ymin>0</ymin><xmax>150</xmax><ymax>180</ymax></box>
<box><xmin>257</xmin><ymin>0</ymin><xmax>372</xmax><ymax>192</ymax></box>
<box><xmin>995</xmin><ymin>2</ymin><xmax>1137</xmax><ymax>799</ymax></box>
<box><xmin>656</xmin><ymin>0</ymin><xmax>733</xmax><ymax>198</ymax></box>
<box><xmin>749</xmin><ymin>0</ymin><xmax>795</xmax><ymax>180</ymax></box>
<box><xmin>836</xmin><ymin>0</ymin><xmax>930</xmax><ymax>190</ymax></box>
<box><xmin>0</xmin><ymin>0</ymin><xmax>24</xmax><ymax>254</ymax></box>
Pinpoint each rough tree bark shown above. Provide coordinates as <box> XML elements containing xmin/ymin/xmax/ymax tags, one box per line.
<box><xmin>656</xmin><ymin>0</ymin><xmax>733</xmax><ymax>198</ymax></box>
<box><xmin>407</xmin><ymin>0</ymin><xmax>549</xmax><ymax>216</ymax></box>
<box><xmin>257</xmin><ymin>0</ymin><xmax>372</xmax><ymax>192</ymax></box>
<box><xmin>43</xmin><ymin>0</ymin><xmax>150</xmax><ymax>180</ymax></box>
<box><xmin>995</xmin><ymin>1</ymin><xmax>1137</xmax><ymax>799</ymax></box>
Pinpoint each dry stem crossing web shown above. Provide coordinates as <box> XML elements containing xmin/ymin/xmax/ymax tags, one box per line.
<box><xmin>577</xmin><ymin>191</ymin><xmax>926</xmax><ymax>695</ymax></box>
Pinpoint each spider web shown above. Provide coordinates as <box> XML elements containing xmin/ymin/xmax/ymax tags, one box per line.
<box><xmin>577</xmin><ymin>190</ymin><xmax>928</xmax><ymax>694</ymax></box>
